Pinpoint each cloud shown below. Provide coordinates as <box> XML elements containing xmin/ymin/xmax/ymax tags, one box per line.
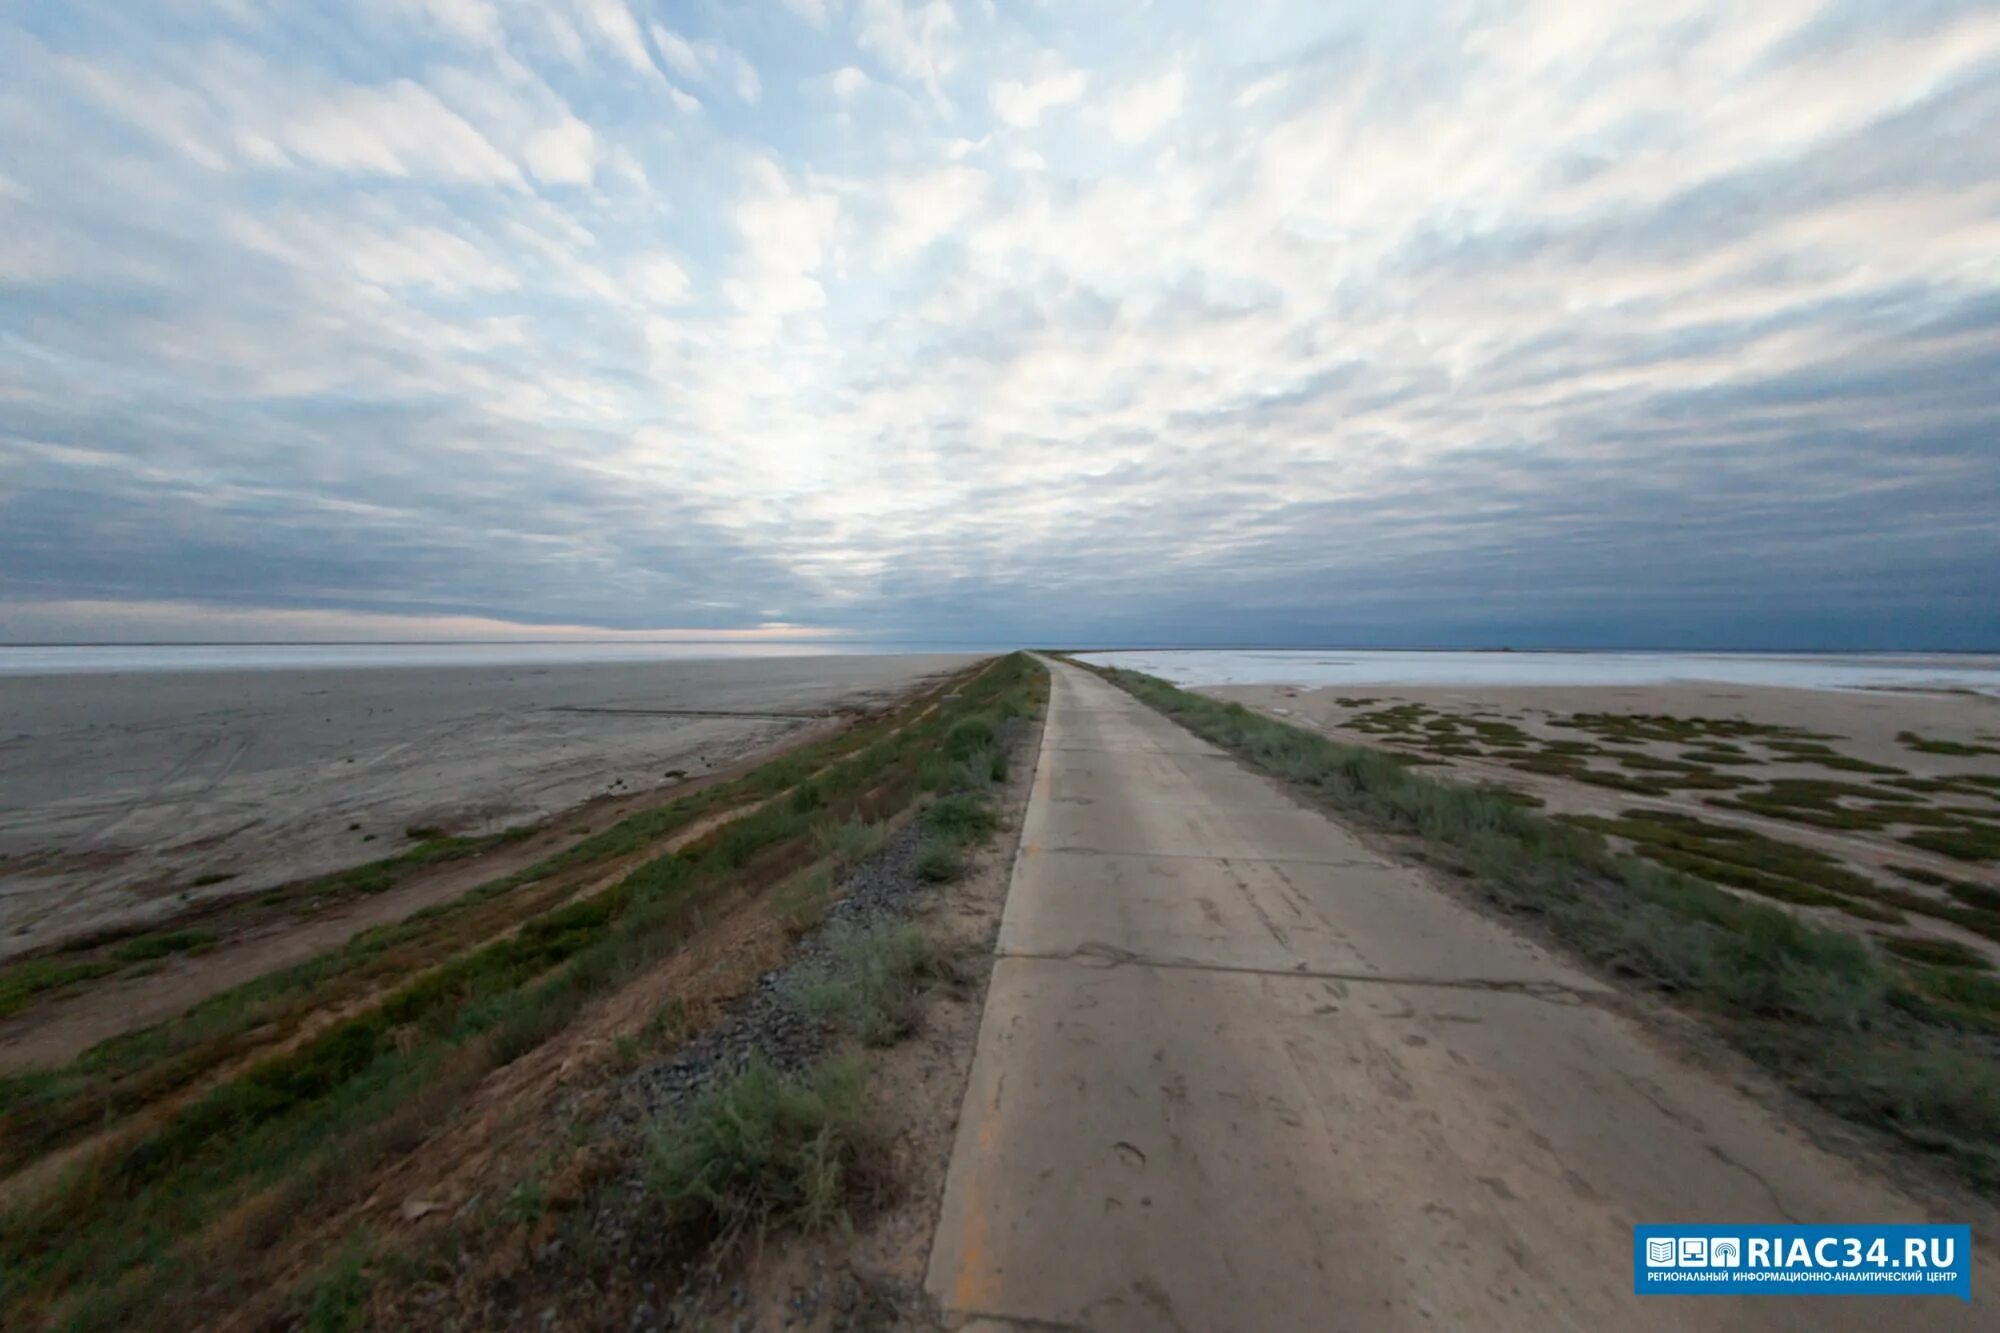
<box><xmin>571</xmin><ymin>0</ymin><xmax>657</xmax><ymax>78</ymax></box>
<box><xmin>1103</xmin><ymin>67</ymin><xmax>1185</xmax><ymax>143</ymax></box>
<box><xmin>523</xmin><ymin>114</ymin><xmax>597</xmax><ymax>185</ymax></box>
<box><xmin>648</xmin><ymin>24</ymin><xmax>761</xmax><ymax>102</ymax></box>
<box><xmin>991</xmin><ymin>65</ymin><xmax>1087</xmax><ymax>127</ymax></box>
<box><xmin>874</xmin><ymin>165</ymin><xmax>986</xmax><ymax>261</ymax></box>
<box><xmin>731</xmin><ymin>54</ymin><xmax>763</xmax><ymax>104</ymax></box>
<box><xmin>810</xmin><ymin>66</ymin><xmax>872</xmax><ymax>102</ymax></box>
<box><xmin>855</xmin><ymin>0</ymin><xmax>959</xmax><ymax>111</ymax></box>
<box><xmin>279</xmin><ymin>80</ymin><xmax>525</xmax><ymax>182</ymax></box>
<box><xmin>629</xmin><ymin>253</ymin><xmax>693</xmax><ymax>305</ymax></box>
<box><xmin>401</xmin><ymin>0</ymin><xmax>503</xmax><ymax>47</ymax></box>
<box><xmin>781</xmin><ymin>0</ymin><xmax>834</xmax><ymax>29</ymax></box>
<box><xmin>649</xmin><ymin>25</ymin><xmax>706</xmax><ymax>82</ymax></box>
<box><xmin>723</xmin><ymin>156</ymin><xmax>841</xmax><ymax>326</ymax></box>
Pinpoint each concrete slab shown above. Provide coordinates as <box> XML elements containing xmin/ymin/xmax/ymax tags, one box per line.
<box><xmin>999</xmin><ymin>845</ymin><xmax>1589</xmax><ymax>985</ymax></box>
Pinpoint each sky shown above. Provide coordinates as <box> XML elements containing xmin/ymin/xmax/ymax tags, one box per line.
<box><xmin>1</xmin><ymin>1</ymin><xmax>1996</xmax><ymax>651</ymax></box>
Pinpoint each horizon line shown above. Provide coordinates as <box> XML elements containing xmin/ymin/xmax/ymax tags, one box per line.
<box><xmin>2</xmin><ymin>641</ymin><xmax>1996</xmax><ymax>655</ymax></box>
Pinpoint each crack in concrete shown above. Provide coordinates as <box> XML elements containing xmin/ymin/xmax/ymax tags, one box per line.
<box><xmin>1706</xmin><ymin>1141</ymin><xmax>1804</xmax><ymax>1223</ymax></box>
<box><xmin>996</xmin><ymin>943</ymin><xmax>1605</xmax><ymax>1004</ymax></box>
<box><xmin>946</xmin><ymin>1308</ymin><xmax>1091</xmax><ymax>1332</ymax></box>
<box><xmin>1038</xmin><ymin>846</ymin><xmax>1396</xmax><ymax>869</ymax></box>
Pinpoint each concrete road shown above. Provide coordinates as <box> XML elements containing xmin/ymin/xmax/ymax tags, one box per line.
<box><xmin>927</xmin><ymin>658</ymin><xmax>1987</xmax><ymax>1331</ymax></box>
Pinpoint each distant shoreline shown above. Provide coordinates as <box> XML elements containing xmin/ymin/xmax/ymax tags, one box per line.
<box><xmin>4</xmin><ymin>641</ymin><xmax>1996</xmax><ymax>654</ymax></box>
<box><xmin>1072</xmin><ymin>648</ymin><xmax>2000</xmax><ymax>697</ymax></box>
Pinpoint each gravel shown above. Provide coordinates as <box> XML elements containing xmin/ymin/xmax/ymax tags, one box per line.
<box><xmin>620</xmin><ymin>815</ymin><xmax>939</xmax><ymax>1122</ymax></box>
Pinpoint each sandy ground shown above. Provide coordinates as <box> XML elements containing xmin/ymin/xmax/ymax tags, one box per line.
<box><xmin>1211</xmin><ymin>679</ymin><xmax>2000</xmax><ymax>779</ymax></box>
<box><xmin>925</xmin><ymin>659</ymin><xmax>1995</xmax><ymax>1330</ymax></box>
<box><xmin>1206</xmin><ymin>680</ymin><xmax>2000</xmax><ymax>952</ymax></box>
<box><xmin>0</xmin><ymin>654</ymin><xmax>977</xmax><ymax>954</ymax></box>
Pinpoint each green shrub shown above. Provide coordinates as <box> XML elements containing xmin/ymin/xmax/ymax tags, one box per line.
<box><xmin>914</xmin><ymin>838</ymin><xmax>964</xmax><ymax>883</ymax></box>
<box><xmin>647</xmin><ymin>1054</ymin><xmax>873</xmax><ymax>1238</ymax></box>
<box><xmin>1898</xmin><ymin>731</ymin><xmax>2000</xmax><ymax>757</ymax></box>
<box><xmin>1880</xmin><ymin>936</ymin><xmax>1993</xmax><ymax>971</ymax></box>
<box><xmin>0</xmin><ymin>958</ymin><xmax>118</xmax><ymax>1018</ymax></box>
<box><xmin>813</xmin><ymin>818</ymin><xmax>882</xmax><ymax>872</ymax></box>
<box><xmin>787</xmin><ymin>924</ymin><xmax>955</xmax><ymax>1045</ymax></box>
<box><xmin>925</xmin><ymin>793</ymin><xmax>995</xmax><ymax>844</ymax></box>
<box><xmin>944</xmin><ymin>717</ymin><xmax>997</xmax><ymax>759</ymax></box>
<box><xmin>109</xmin><ymin>931</ymin><xmax>216</xmax><ymax>964</ymax></box>
<box><xmin>1902</xmin><ymin>827</ymin><xmax>2000</xmax><ymax>864</ymax></box>
<box><xmin>302</xmin><ymin>1241</ymin><xmax>373</xmax><ymax>1333</ymax></box>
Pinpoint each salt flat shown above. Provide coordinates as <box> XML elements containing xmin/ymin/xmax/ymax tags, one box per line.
<box><xmin>0</xmin><ymin>653</ymin><xmax>977</xmax><ymax>952</ymax></box>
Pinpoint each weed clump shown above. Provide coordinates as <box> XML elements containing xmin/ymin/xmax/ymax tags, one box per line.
<box><xmin>925</xmin><ymin>792</ymin><xmax>996</xmax><ymax>843</ymax></box>
<box><xmin>914</xmin><ymin>840</ymin><xmax>964</xmax><ymax>883</ymax></box>
<box><xmin>1880</xmin><ymin>936</ymin><xmax>1994</xmax><ymax>971</ymax></box>
<box><xmin>787</xmin><ymin>924</ymin><xmax>960</xmax><ymax>1046</ymax></box>
<box><xmin>109</xmin><ymin>931</ymin><xmax>216</xmax><ymax>964</ymax></box>
<box><xmin>647</xmin><ymin>1054</ymin><xmax>876</xmax><ymax>1240</ymax></box>
<box><xmin>1899</xmin><ymin>731</ymin><xmax>2000</xmax><ymax>758</ymax></box>
<box><xmin>1902</xmin><ymin>826</ymin><xmax>2000</xmax><ymax>864</ymax></box>
<box><xmin>812</xmin><ymin>818</ymin><xmax>883</xmax><ymax>873</ymax></box>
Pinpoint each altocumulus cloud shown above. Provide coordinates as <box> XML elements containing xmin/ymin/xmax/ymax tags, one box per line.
<box><xmin>0</xmin><ymin>0</ymin><xmax>1996</xmax><ymax>648</ymax></box>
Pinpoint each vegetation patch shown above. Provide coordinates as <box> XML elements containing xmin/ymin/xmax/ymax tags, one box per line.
<box><xmin>1681</xmin><ymin>748</ymin><xmax>1763</xmax><ymax>766</ymax></box>
<box><xmin>1898</xmin><ymin>966</ymin><xmax>2000</xmax><ymax>1034</ymax></box>
<box><xmin>1708</xmin><ymin>778</ymin><xmax>1917</xmax><ymax>832</ymax></box>
<box><xmin>646</xmin><ymin>1054</ymin><xmax>877</xmax><ymax>1242</ymax></box>
<box><xmin>0</xmin><ymin>830</ymin><xmax>537</xmax><ymax>1032</ymax></box>
<box><xmin>1559</xmin><ymin>810</ymin><xmax>1896</xmax><ymax>922</ymax></box>
<box><xmin>1876</xmin><ymin>866</ymin><xmax>2000</xmax><ymax>918</ymax></box>
<box><xmin>1902</xmin><ymin>826</ymin><xmax>2000</xmax><ymax>864</ymax></box>
<box><xmin>1899</xmin><ymin>731</ymin><xmax>2000</xmax><ymax>758</ymax></box>
<box><xmin>0</xmin><ymin>957</ymin><xmax>118</xmax><ymax>1019</ymax></box>
<box><xmin>912</xmin><ymin>779</ymin><xmax>1006</xmax><ymax>885</ymax></box>
<box><xmin>1574</xmin><ymin>770</ymin><xmax>1672</xmax><ymax>796</ymax></box>
<box><xmin>1554</xmin><ymin>712</ymin><xmax>1831</xmax><ymax>746</ymax></box>
<box><xmin>1879</xmin><ymin>935</ymin><xmax>1993</xmax><ymax>971</ymax></box>
<box><xmin>106</xmin><ymin>930</ymin><xmax>216</xmax><ymax>964</ymax></box>
<box><xmin>787</xmin><ymin>923</ymin><xmax>962</xmax><ymax>1047</ymax></box>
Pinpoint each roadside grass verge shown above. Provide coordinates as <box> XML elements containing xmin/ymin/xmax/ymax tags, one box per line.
<box><xmin>1084</xmin><ymin>663</ymin><xmax>2000</xmax><ymax>1191</ymax></box>
<box><xmin>637</xmin><ymin>674</ymin><xmax>1033</xmax><ymax>1267</ymax></box>
<box><xmin>0</xmin><ymin>653</ymin><xmax>1044</xmax><ymax>1330</ymax></box>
